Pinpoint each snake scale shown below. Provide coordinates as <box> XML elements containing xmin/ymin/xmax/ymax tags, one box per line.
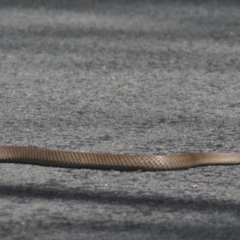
<box><xmin>1</xmin><ymin>146</ymin><xmax>240</xmax><ymax>171</ymax></box>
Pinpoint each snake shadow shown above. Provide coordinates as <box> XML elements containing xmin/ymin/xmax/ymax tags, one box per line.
<box><xmin>1</xmin><ymin>183</ymin><xmax>240</xmax><ymax>239</ymax></box>
<box><xmin>0</xmin><ymin>182</ymin><xmax>240</xmax><ymax>217</ymax></box>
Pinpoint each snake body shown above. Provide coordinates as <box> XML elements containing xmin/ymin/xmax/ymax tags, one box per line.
<box><xmin>1</xmin><ymin>146</ymin><xmax>240</xmax><ymax>170</ymax></box>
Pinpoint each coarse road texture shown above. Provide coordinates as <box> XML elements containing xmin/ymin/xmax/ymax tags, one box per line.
<box><xmin>1</xmin><ymin>0</ymin><xmax>240</xmax><ymax>239</ymax></box>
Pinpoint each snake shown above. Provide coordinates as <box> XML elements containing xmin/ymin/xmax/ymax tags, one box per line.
<box><xmin>1</xmin><ymin>145</ymin><xmax>240</xmax><ymax>171</ymax></box>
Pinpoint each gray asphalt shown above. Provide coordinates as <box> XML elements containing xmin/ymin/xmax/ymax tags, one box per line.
<box><xmin>1</xmin><ymin>0</ymin><xmax>240</xmax><ymax>239</ymax></box>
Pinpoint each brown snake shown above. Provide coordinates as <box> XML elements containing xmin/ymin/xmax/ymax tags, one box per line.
<box><xmin>1</xmin><ymin>146</ymin><xmax>240</xmax><ymax>171</ymax></box>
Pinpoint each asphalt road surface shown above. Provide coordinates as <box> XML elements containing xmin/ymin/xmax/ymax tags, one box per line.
<box><xmin>1</xmin><ymin>0</ymin><xmax>240</xmax><ymax>239</ymax></box>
